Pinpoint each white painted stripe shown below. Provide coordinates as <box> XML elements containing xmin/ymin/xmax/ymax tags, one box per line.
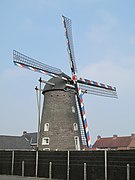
<box><xmin>16</xmin><ymin>63</ymin><xmax>23</xmax><ymax>68</ymax></box>
<box><xmin>40</xmin><ymin>70</ymin><xmax>47</xmax><ymax>74</ymax></box>
<box><xmin>28</xmin><ymin>67</ymin><xmax>35</xmax><ymax>71</ymax></box>
<box><xmin>83</xmin><ymin>114</ymin><xmax>86</xmax><ymax>120</ymax></box>
<box><xmin>62</xmin><ymin>77</ymin><xmax>68</xmax><ymax>81</ymax></box>
<box><xmin>81</xmin><ymin>103</ymin><xmax>84</xmax><ymax>108</ymax></box>
<box><xmin>50</xmin><ymin>73</ymin><xmax>57</xmax><ymax>77</ymax></box>
<box><xmin>65</xmin><ymin>84</ymin><xmax>75</xmax><ymax>88</ymax></box>
<box><xmin>86</xmin><ymin>127</ymin><xmax>89</xmax><ymax>132</ymax></box>
<box><xmin>88</xmin><ymin>141</ymin><xmax>91</xmax><ymax>146</ymax></box>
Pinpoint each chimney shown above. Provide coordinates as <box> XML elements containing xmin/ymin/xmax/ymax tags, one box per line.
<box><xmin>131</xmin><ymin>133</ymin><xmax>135</xmax><ymax>138</ymax></box>
<box><xmin>113</xmin><ymin>134</ymin><xmax>118</xmax><ymax>139</ymax></box>
<box><xmin>97</xmin><ymin>135</ymin><xmax>101</xmax><ymax>140</ymax></box>
<box><xmin>23</xmin><ymin>131</ymin><xmax>27</xmax><ymax>135</ymax></box>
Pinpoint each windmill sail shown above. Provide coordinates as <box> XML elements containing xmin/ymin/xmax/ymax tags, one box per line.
<box><xmin>80</xmin><ymin>84</ymin><xmax>117</xmax><ymax>98</ymax></box>
<box><xmin>78</xmin><ymin>78</ymin><xmax>118</xmax><ymax>98</ymax></box>
<box><xmin>62</xmin><ymin>15</ymin><xmax>78</xmax><ymax>75</ymax></box>
<box><xmin>13</xmin><ymin>50</ymin><xmax>63</xmax><ymax>77</ymax></box>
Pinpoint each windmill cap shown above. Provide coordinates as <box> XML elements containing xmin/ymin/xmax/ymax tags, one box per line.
<box><xmin>42</xmin><ymin>77</ymin><xmax>67</xmax><ymax>94</ymax></box>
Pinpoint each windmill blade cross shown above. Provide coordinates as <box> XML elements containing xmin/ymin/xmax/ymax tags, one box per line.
<box><xmin>78</xmin><ymin>78</ymin><xmax>118</xmax><ymax>98</ymax></box>
<box><xmin>62</xmin><ymin>15</ymin><xmax>78</xmax><ymax>75</ymax></box>
<box><xmin>13</xmin><ymin>50</ymin><xmax>64</xmax><ymax>78</ymax></box>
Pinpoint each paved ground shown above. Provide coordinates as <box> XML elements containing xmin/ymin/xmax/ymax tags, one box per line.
<box><xmin>0</xmin><ymin>175</ymin><xmax>62</xmax><ymax>180</ymax></box>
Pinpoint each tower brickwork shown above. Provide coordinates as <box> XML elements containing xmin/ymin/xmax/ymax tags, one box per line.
<box><xmin>38</xmin><ymin>77</ymin><xmax>83</xmax><ymax>151</ymax></box>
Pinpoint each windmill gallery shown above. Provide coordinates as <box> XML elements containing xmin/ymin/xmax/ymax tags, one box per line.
<box><xmin>13</xmin><ymin>16</ymin><xmax>117</xmax><ymax>151</ymax></box>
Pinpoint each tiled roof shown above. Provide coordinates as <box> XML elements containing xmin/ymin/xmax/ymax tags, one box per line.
<box><xmin>93</xmin><ymin>135</ymin><xmax>135</xmax><ymax>149</ymax></box>
<box><xmin>0</xmin><ymin>135</ymin><xmax>32</xmax><ymax>150</ymax></box>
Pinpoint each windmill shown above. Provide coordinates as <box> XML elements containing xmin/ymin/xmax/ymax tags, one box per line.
<box><xmin>13</xmin><ymin>16</ymin><xmax>117</xmax><ymax>151</ymax></box>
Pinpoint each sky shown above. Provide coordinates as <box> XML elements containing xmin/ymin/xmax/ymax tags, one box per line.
<box><xmin>0</xmin><ymin>0</ymin><xmax>135</xmax><ymax>144</ymax></box>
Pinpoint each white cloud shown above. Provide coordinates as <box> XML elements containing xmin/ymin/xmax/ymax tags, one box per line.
<box><xmin>88</xmin><ymin>11</ymin><xmax>117</xmax><ymax>43</ymax></box>
<box><xmin>96</xmin><ymin>10</ymin><xmax>117</xmax><ymax>26</ymax></box>
<box><xmin>79</xmin><ymin>59</ymin><xmax>135</xmax><ymax>96</ymax></box>
<box><xmin>89</xmin><ymin>24</ymin><xmax>106</xmax><ymax>43</ymax></box>
<box><xmin>80</xmin><ymin>57</ymin><xmax>135</xmax><ymax>142</ymax></box>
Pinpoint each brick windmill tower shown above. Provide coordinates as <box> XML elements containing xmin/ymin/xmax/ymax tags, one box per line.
<box><xmin>13</xmin><ymin>16</ymin><xmax>117</xmax><ymax>151</ymax></box>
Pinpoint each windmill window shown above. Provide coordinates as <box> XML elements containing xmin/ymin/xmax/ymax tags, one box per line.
<box><xmin>73</xmin><ymin>123</ymin><xmax>78</xmax><ymax>131</ymax></box>
<box><xmin>44</xmin><ymin>123</ymin><xmax>49</xmax><ymax>131</ymax></box>
<box><xmin>43</xmin><ymin>148</ymin><xmax>50</xmax><ymax>151</ymax></box>
<box><xmin>42</xmin><ymin>137</ymin><xmax>50</xmax><ymax>145</ymax></box>
<box><xmin>72</xmin><ymin>106</ymin><xmax>75</xmax><ymax>113</ymax></box>
<box><xmin>74</xmin><ymin>136</ymin><xmax>80</xmax><ymax>150</ymax></box>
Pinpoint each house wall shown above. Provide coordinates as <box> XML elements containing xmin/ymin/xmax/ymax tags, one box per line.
<box><xmin>129</xmin><ymin>138</ymin><xmax>135</xmax><ymax>149</ymax></box>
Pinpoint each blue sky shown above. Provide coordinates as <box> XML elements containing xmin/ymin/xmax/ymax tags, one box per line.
<box><xmin>0</xmin><ymin>0</ymin><xmax>135</xmax><ymax>144</ymax></box>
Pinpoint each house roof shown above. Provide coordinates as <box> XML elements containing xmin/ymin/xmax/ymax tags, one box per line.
<box><xmin>92</xmin><ymin>135</ymin><xmax>135</xmax><ymax>149</ymax></box>
<box><xmin>0</xmin><ymin>135</ymin><xmax>32</xmax><ymax>150</ymax></box>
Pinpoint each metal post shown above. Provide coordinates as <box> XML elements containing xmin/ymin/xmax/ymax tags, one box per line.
<box><xmin>35</xmin><ymin>150</ymin><xmax>39</xmax><ymax>177</ymax></box>
<box><xmin>127</xmin><ymin>164</ymin><xmax>130</xmax><ymax>180</ymax></box>
<box><xmin>105</xmin><ymin>150</ymin><xmax>107</xmax><ymax>180</ymax></box>
<box><xmin>35</xmin><ymin>86</ymin><xmax>39</xmax><ymax>149</ymax></box>
<box><xmin>35</xmin><ymin>78</ymin><xmax>42</xmax><ymax>177</ymax></box>
<box><xmin>67</xmin><ymin>151</ymin><xmax>70</xmax><ymax>180</ymax></box>
<box><xmin>22</xmin><ymin>161</ymin><xmax>24</xmax><ymax>177</ymax></box>
<box><xmin>38</xmin><ymin>77</ymin><xmax>42</xmax><ymax>146</ymax></box>
<box><xmin>49</xmin><ymin>162</ymin><xmax>52</xmax><ymax>179</ymax></box>
<box><xmin>35</xmin><ymin>78</ymin><xmax>42</xmax><ymax>150</ymax></box>
<box><xmin>11</xmin><ymin>151</ymin><xmax>14</xmax><ymax>175</ymax></box>
<box><xmin>84</xmin><ymin>163</ymin><xmax>87</xmax><ymax>180</ymax></box>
